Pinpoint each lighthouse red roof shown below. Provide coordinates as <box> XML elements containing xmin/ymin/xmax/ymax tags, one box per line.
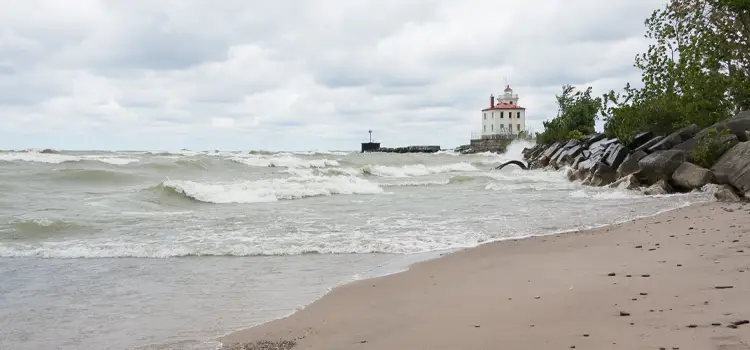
<box><xmin>504</xmin><ymin>86</ymin><xmax>512</xmax><ymax>91</ymax></box>
<box><xmin>482</xmin><ymin>102</ymin><xmax>525</xmax><ymax>111</ymax></box>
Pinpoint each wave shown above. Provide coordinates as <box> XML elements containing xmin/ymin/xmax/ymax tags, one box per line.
<box><xmin>4</xmin><ymin>218</ymin><xmax>85</xmax><ymax>239</ymax></box>
<box><xmin>382</xmin><ymin>175</ymin><xmax>494</xmax><ymax>187</ymax></box>
<box><xmin>0</xmin><ymin>152</ymin><xmax>139</xmax><ymax>165</ymax></box>
<box><xmin>230</xmin><ymin>155</ymin><xmax>340</xmax><ymax>169</ymax></box>
<box><xmin>44</xmin><ymin>168</ymin><xmax>138</xmax><ymax>183</ymax></box>
<box><xmin>361</xmin><ymin>162</ymin><xmax>478</xmax><ymax>177</ymax></box>
<box><xmin>153</xmin><ymin>175</ymin><xmax>384</xmax><ymax>204</ymax></box>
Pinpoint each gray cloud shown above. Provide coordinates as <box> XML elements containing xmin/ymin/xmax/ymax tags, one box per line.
<box><xmin>0</xmin><ymin>0</ymin><xmax>666</xmax><ymax>150</ymax></box>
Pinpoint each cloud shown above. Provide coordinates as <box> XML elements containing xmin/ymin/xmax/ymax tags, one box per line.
<box><xmin>0</xmin><ymin>0</ymin><xmax>666</xmax><ymax>151</ymax></box>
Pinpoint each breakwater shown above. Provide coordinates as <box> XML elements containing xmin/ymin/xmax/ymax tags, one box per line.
<box><xmin>361</xmin><ymin>142</ymin><xmax>440</xmax><ymax>153</ymax></box>
<box><xmin>521</xmin><ymin>110</ymin><xmax>750</xmax><ymax>202</ymax></box>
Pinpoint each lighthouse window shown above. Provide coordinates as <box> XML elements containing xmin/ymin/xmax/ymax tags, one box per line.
<box><xmin>517</xmin><ymin>112</ymin><xmax>521</xmax><ymax>118</ymax></box>
<box><xmin>500</xmin><ymin>112</ymin><xmax>504</xmax><ymax>118</ymax></box>
<box><xmin>491</xmin><ymin>124</ymin><xmax>494</xmax><ymax>131</ymax></box>
<box><xmin>484</xmin><ymin>113</ymin><xmax>486</xmax><ymax>120</ymax></box>
<box><xmin>483</xmin><ymin>125</ymin><xmax>486</xmax><ymax>132</ymax></box>
<box><xmin>517</xmin><ymin>124</ymin><xmax>521</xmax><ymax>131</ymax></box>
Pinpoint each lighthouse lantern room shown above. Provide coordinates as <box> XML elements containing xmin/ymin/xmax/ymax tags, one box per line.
<box><xmin>481</xmin><ymin>85</ymin><xmax>526</xmax><ymax>137</ymax></box>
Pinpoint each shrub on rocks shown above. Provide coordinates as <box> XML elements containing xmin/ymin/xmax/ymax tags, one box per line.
<box><xmin>690</xmin><ymin>129</ymin><xmax>738</xmax><ymax>169</ymax></box>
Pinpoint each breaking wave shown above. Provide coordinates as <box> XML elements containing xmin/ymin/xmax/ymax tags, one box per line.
<box><xmin>230</xmin><ymin>155</ymin><xmax>340</xmax><ymax>169</ymax></box>
<box><xmin>5</xmin><ymin>218</ymin><xmax>86</xmax><ymax>239</ymax></box>
<box><xmin>361</xmin><ymin>162</ymin><xmax>478</xmax><ymax>177</ymax></box>
<box><xmin>0</xmin><ymin>151</ymin><xmax>139</xmax><ymax>165</ymax></box>
<box><xmin>154</xmin><ymin>175</ymin><xmax>384</xmax><ymax>204</ymax></box>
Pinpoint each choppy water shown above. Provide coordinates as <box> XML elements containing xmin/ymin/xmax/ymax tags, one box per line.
<box><xmin>0</xmin><ymin>141</ymin><xmax>713</xmax><ymax>350</ymax></box>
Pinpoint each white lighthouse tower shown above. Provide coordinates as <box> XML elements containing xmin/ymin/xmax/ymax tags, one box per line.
<box><xmin>480</xmin><ymin>85</ymin><xmax>527</xmax><ymax>137</ymax></box>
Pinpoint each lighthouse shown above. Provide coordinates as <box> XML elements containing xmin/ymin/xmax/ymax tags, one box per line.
<box><xmin>480</xmin><ymin>85</ymin><xmax>527</xmax><ymax>137</ymax></box>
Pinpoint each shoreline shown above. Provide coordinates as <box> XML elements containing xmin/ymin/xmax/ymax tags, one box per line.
<box><xmin>212</xmin><ymin>196</ymin><xmax>700</xmax><ymax>343</ymax></box>
<box><xmin>219</xmin><ymin>199</ymin><xmax>750</xmax><ymax>349</ymax></box>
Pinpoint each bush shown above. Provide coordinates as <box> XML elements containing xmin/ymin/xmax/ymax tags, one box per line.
<box><xmin>566</xmin><ymin>130</ymin><xmax>585</xmax><ymax>140</ymax></box>
<box><xmin>690</xmin><ymin>128</ymin><xmax>736</xmax><ymax>168</ymax></box>
<box><xmin>538</xmin><ymin>85</ymin><xmax>601</xmax><ymax>145</ymax></box>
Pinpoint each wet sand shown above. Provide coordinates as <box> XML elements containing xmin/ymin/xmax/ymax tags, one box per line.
<box><xmin>220</xmin><ymin>202</ymin><xmax>750</xmax><ymax>350</ymax></box>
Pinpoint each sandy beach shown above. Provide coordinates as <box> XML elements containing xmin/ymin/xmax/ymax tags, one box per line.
<box><xmin>221</xmin><ymin>201</ymin><xmax>750</xmax><ymax>350</ymax></box>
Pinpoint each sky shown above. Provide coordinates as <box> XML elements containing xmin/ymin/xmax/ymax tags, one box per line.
<box><xmin>0</xmin><ymin>0</ymin><xmax>667</xmax><ymax>151</ymax></box>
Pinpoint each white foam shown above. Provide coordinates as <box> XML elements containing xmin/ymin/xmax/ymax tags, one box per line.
<box><xmin>162</xmin><ymin>174</ymin><xmax>384</xmax><ymax>204</ymax></box>
<box><xmin>381</xmin><ymin>179</ymin><xmax>451</xmax><ymax>187</ymax></box>
<box><xmin>230</xmin><ymin>155</ymin><xmax>340</xmax><ymax>169</ymax></box>
<box><xmin>362</xmin><ymin>162</ymin><xmax>478</xmax><ymax>177</ymax></box>
<box><xmin>0</xmin><ymin>152</ymin><xmax>139</xmax><ymax>165</ymax></box>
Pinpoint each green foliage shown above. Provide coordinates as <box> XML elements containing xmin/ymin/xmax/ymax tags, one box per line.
<box><xmin>690</xmin><ymin>128</ymin><xmax>736</xmax><ymax>168</ymax></box>
<box><xmin>537</xmin><ymin>85</ymin><xmax>601</xmax><ymax>145</ymax></box>
<box><xmin>598</xmin><ymin>0</ymin><xmax>748</xmax><ymax>144</ymax></box>
<box><xmin>566</xmin><ymin>130</ymin><xmax>585</xmax><ymax>140</ymax></box>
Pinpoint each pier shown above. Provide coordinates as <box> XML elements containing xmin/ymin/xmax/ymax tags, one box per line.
<box><xmin>360</xmin><ymin>130</ymin><xmax>440</xmax><ymax>153</ymax></box>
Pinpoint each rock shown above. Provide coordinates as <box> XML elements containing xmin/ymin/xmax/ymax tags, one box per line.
<box><xmin>561</xmin><ymin>145</ymin><xmax>584</xmax><ymax>166</ymax></box>
<box><xmin>571</xmin><ymin>154</ymin><xmax>585</xmax><ymax>170</ymax></box>
<box><xmin>604</xmin><ymin>143</ymin><xmax>630</xmax><ymax>169</ymax></box>
<box><xmin>538</xmin><ymin>142</ymin><xmax>563</xmax><ymax>167</ymax></box>
<box><xmin>590</xmin><ymin>163</ymin><xmax>617</xmax><ymax>187</ymax></box>
<box><xmin>550</xmin><ymin>146</ymin><xmax>568</xmax><ymax>169</ymax></box>
<box><xmin>617</xmin><ymin>150</ymin><xmax>647</xmax><ymax>178</ymax></box>
<box><xmin>712</xmin><ymin>142</ymin><xmax>750</xmax><ymax>193</ymax></box>
<box><xmin>566</xmin><ymin>168</ymin><xmax>579</xmax><ymax>182</ymax></box>
<box><xmin>672</xmin><ymin>162</ymin><xmax>715</xmax><ymax>191</ymax></box>
<box><xmin>590</xmin><ymin>138</ymin><xmax>619</xmax><ymax>155</ymax></box>
<box><xmin>619</xmin><ymin>311</ymin><xmax>631</xmax><ymax>316</ymax></box>
<box><xmin>608</xmin><ymin>174</ymin><xmax>640</xmax><ymax>190</ymax></box>
<box><xmin>714</xmin><ymin>185</ymin><xmax>742</xmax><ymax>202</ymax></box>
<box><xmin>627</xmin><ymin>131</ymin><xmax>655</xmax><ymax>150</ymax></box>
<box><xmin>583</xmin><ymin>133</ymin><xmax>607</xmax><ymax>148</ymax></box>
<box><xmin>715</xmin><ymin>285</ymin><xmax>734</xmax><ymax>289</ymax></box>
<box><xmin>644</xmin><ymin>180</ymin><xmax>673</xmax><ymax>195</ymax></box>
<box><xmin>696</xmin><ymin>113</ymin><xmax>750</xmax><ymax>142</ymax></box>
<box><xmin>635</xmin><ymin>135</ymin><xmax>664</xmax><ymax>153</ymax></box>
<box><xmin>648</xmin><ymin>124</ymin><xmax>701</xmax><ymax>152</ymax></box>
<box><xmin>637</xmin><ymin>150</ymin><xmax>686</xmax><ymax>185</ymax></box>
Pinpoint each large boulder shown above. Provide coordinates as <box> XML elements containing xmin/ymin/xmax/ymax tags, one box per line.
<box><xmin>608</xmin><ymin>174</ymin><xmax>641</xmax><ymax>190</ymax></box>
<box><xmin>560</xmin><ymin>145</ymin><xmax>584</xmax><ymax>166</ymax></box>
<box><xmin>538</xmin><ymin>142</ymin><xmax>563</xmax><ymax>167</ymax></box>
<box><xmin>627</xmin><ymin>131</ymin><xmax>655</xmax><ymax>150</ymax></box>
<box><xmin>549</xmin><ymin>145</ymin><xmax>568</xmax><ymax>168</ymax></box>
<box><xmin>571</xmin><ymin>154</ymin><xmax>585</xmax><ymax>170</ymax></box>
<box><xmin>714</xmin><ymin>184</ymin><xmax>742</xmax><ymax>202</ymax></box>
<box><xmin>647</xmin><ymin>124</ymin><xmax>701</xmax><ymax>152</ymax></box>
<box><xmin>635</xmin><ymin>135</ymin><xmax>664</xmax><ymax>154</ymax></box>
<box><xmin>636</xmin><ymin>150</ymin><xmax>686</xmax><ymax>185</ymax></box>
<box><xmin>582</xmin><ymin>133</ymin><xmax>607</xmax><ymax>148</ymax></box>
<box><xmin>711</xmin><ymin>142</ymin><xmax>750</xmax><ymax>193</ymax></box>
<box><xmin>589</xmin><ymin>163</ymin><xmax>617</xmax><ymax>187</ymax></box>
<box><xmin>671</xmin><ymin>162</ymin><xmax>715</xmax><ymax>191</ymax></box>
<box><xmin>616</xmin><ymin>150</ymin><xmax>647</xmax><ymax>178</ymax></box>
<box><xmin>692</xmin><ymin>113</ymin><xmax>750</xmax><ymax>142</ymax></box>
<box><xmin>603</xmin><ymin>143</ymin><xmax>630</xmax><ymax>169</ymax></box>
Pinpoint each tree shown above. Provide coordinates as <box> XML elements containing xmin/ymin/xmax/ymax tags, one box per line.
<box><xmin>537</xmin><ymin>85</ymin><xmax>601</xmax><ymax>144</ymax></box>
<box><xmin>601</xmin><ymin>0</ymin><xmax>749</xmax><ymax>143</ymax></box>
